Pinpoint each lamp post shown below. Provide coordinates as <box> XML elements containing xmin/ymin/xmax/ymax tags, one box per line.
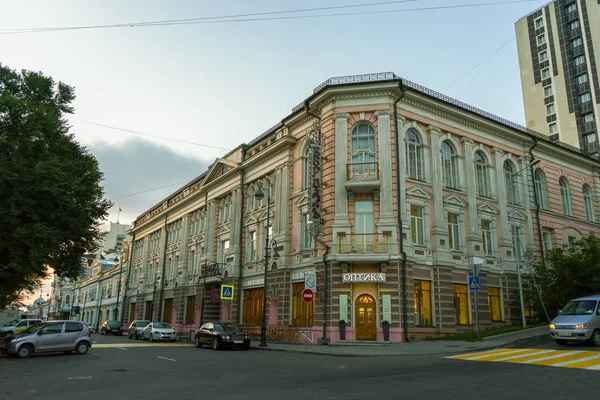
<box><xmin>254</xmin><ymin>179</ymin><xmax>280</xmax><ymax>347</ymax></box>
<box><xmin>45</xmin><ymin>293</ymin><xmax>50</xmax><ymax>321</ymax></box>
<box><xmin>509</xmin><ymin>159</ymin><xmax>540</xmax><ymax>328</ymax></box>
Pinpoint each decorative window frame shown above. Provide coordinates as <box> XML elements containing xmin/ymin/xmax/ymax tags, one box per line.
<box><xmin>472</xmin><ymin>145</ymin><xmax>495</xmax><ymax>199</ymax></box>
<box><xmin>440</xmin><ymin>134</ymin><xmax>464</xmax><ymax>191</ymax></box>
<box><xmin>406</xmin><ymin>185</ymin><xmax>432</xmax><ymax>250</ymax></box>
<box><xmin>403</xmin><ymin>121</ymin><xmax>431</xmax><ymax>184</ymax></box>
<box><xmin>477</xmin><ymin>201</ymin><xmax>499</xmax><ymax>257</ymax></box>
<box><xmin>502</xmin><ymin>156</ymin><xmax>522</xmax><ymax>205</ymax></box>
<box><xmin>443</xmin><ymin>193</ymin><xmax>468</xmax><ymax>253</ymax></box>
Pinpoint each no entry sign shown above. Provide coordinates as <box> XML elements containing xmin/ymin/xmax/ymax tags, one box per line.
<box><xmin>302</xmin><ymin>289</ymin><xmax>314</xmax><ymax>303</ymax></box>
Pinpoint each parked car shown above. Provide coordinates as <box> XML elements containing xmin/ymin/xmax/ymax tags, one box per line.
<box><xmin>142</xmin><ymin>322</ymin><xmax>177</xmax><ymax>342</ymax></box>
<box><xmin>194</xmin><ymin>322</ymin><xmax>250</xmax><ymax>350</ymax></box>
<box><xmin>101</xmin><ymin>320</ymin><xmax>123</xmax><ymax>336</ymax></box>
<box><xmin>0</xmin><ymin>320</ymin><xmax>92</xmax><ymax>358</ymax></box>
<box><xmin>549</xmin><ymin>295</ymin><xmax>600</xmax><ymax>346</ymax></box>
<box><xmin>128</xmin><ymin>320</ymin><xmax>150</xmax><ymax>340</ymax></box>
<box><xmin>0</xmin><ymin>319</ymin><xmax>43</xmax><ymax>338</ymax></box>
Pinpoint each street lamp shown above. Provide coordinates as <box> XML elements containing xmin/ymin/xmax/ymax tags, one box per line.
<box><xmin>254</xmin><ymin>179</ymin><xmax>280</xmax><ymax>347</ymax></box>
<box><xmin>509</xmin><ymin>158</ymin><xmax>540</xmax><ymax>328</ymax></box>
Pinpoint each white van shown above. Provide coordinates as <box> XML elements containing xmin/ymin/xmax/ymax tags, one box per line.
<box><xmin>549</xmin><ymin>295</ymin><xmax>600</xmax><ymax>346</ymax></box>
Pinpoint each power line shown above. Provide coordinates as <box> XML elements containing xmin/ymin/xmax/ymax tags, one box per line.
<box><xmin>0</xmin><ymin>0</ymin><xmax>418</xmax><ymax>33</ymax></box>
<box><xmin>108</xmin><ymin>179</ymin><xmax>196</xmax><ymax>201</ymax></box>
<box><xmin>73</xmin><ymin>120</ymin><xmax>231</xmax><ymax>151</ymax></box>
<box><xmin>0</xmin><ymin>0</ymin><xmax>538</xmax><ymax>35</ymax></box>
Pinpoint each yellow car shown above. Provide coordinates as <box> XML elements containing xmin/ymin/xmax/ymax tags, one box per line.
<box><xmin>0</xmin><ymin>319</ymin><xmax>43</xmax><ymax>337</ymax></box>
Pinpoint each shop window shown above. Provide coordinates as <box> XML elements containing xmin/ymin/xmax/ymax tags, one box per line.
<box><xmin>291</xmin><ymin>282</ymin><xmax>314</xmax><ymax>326</ymax></box>
<box><xmin>453</xmin><ymin>284</ymin><xmax>469</xmax><ymax>325</ymax></box>
<box><xmin>488</xmin><ymin>287</ymin><xmax>502</xmax><ymax>322</ymax></box>
<box><xmin>414</xmin><ymin>280</ymin><xmax>433</xmax><ymax>326</ymax></box>
<box><xmin>242</xmin><ymin>288</ymin><xmax>264</xmax><ymax>325</ymax></box>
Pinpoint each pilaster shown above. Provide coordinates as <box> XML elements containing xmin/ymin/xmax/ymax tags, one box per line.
<box><xmin>332</xmin><ymin>113</ymin><xmax>352</xmax><ymax>253</ymax></box>
<box><xmin>520</xmin><ymin>157</ymin><xmax>535</xmax><ymax>251</ymax></box>
<box><xmin>428</xmin><ymin>125</ymin><xmax>450</xmax><ymax>262</ymax></box>
<box><xmin>375</xmin><ymin>110</ymin><xmax>394</xmax><ymax>222</ymax></box>
<box><xmin>493</xmin><ymin>148</ymin><xmax>512</xmax><ymax>256</ymax></box>
<box><xmin>462</xmin><ymin>137</ymin><xmax>481</xmax><ymax>254</ymax></box>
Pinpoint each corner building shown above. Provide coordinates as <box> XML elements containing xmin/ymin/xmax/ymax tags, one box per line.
<box><xmin>125</xmin><ymin>73</ymin><xmax>600</xmax><ymax>342</ymax></box>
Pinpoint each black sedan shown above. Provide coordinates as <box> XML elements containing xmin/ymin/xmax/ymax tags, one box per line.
<box><xmin>101</xmin><ymin>320</ymin><xmax>122</xmax><ymax>336</ymax></box>
<box><xmin>194</xmin><ymin>322</ymin><xmax>250</xmax><ymax>351</ymax></box>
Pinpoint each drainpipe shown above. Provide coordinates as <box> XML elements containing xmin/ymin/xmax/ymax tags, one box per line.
<box><xmin>315</xmin><ymin>237</ymin><xmax>330</xmax><ymax>344</ymax></box>
<box><xmin>237</xmin><ymin>144</ymin><xmax>247</xmax><ymax>324</ymax></box>
<box><xmin>527</xmin><ymin>137</ymin><xmax>546</xmax><ymax>266</ymax></box>
<box><xmin>393</xmin><ymin>80</ymin><xmax>409</xmax><ymax>342</ymax></box>
<box><xmin>155</xmin><ymin>214</ymin><xmax>169</xmax><ymax>322</ymax></box>
<box><xmin>119</xmin><ymin>232</ymin><xmax>136</xmax><ymax>327</ymax></box>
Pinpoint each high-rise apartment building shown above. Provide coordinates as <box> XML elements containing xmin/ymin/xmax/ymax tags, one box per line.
<box><xmin>516</xmin><ymin>0</ymin><xmax>600</xmax><ymax>154</ymax></box>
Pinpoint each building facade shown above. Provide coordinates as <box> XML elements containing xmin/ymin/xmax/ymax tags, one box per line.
<box><xmin>125</xmin><ymin>73</ymin><xmax>600</xmax><ymax>342</ymax></box>
<box><xmin>71</xmin><ymin>242</ymin><xmax>129</xmax><ymax>330</ymax></box>
<box><xmin>516</xmin><ymin>0</ymin><xmax>600</xmax><ymax>154</ymax></box>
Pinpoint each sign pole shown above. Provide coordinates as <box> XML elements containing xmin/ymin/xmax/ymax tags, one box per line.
<box><xmin>474</xmin><ymin>290</ymin><xmax>480</xmax><ymax>339</ymax></box>
<box><xmin>305</xmin><ymin>302</ymin><xmax>308</xmax><ymax>328</ymax></box>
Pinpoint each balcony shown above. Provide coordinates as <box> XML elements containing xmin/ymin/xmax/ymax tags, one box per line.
<box><xmin>337</xmin><ymin>233</ymin><xmax>392</xmax><ymax>262</ymax></box>
<box><xmin>345</xmin><ymin>162</ymin><xmax>380</xmax><ymax>192</ymax></box>
<box><xmin>199</xmin><ymin>262</ymin><xmax>225</xmax><ymax>282</ymax></box>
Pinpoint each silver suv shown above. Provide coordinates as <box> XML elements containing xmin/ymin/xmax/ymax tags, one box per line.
<box><xmin>0</xmin><ymin>320</ymin><xmax>92</xmax><ymax>358</ymax></box>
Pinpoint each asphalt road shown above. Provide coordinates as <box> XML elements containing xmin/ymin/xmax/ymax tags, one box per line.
<box><xmin>1</xmin><ymin>333</ymin><xmax>598</xmax><ymax>400</ymax></box>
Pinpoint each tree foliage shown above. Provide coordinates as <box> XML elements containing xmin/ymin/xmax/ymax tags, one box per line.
<box><xmin>530</xmin><ymin>235</ymin><xmax>600</xmax><ymax>319</ymax></box>
<box><xmin>0</xmin><ymin>64</ymin><xmax>111</xmax><ymax>308</ymax></box>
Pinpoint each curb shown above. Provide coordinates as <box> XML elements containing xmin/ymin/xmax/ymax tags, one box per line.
<box><xmin>246</xmin><ymin>333</ymin><xmax>552</xmax><ymax>357</ymax></box>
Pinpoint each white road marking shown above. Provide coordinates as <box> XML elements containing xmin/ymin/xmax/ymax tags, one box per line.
<box><xmin>492</xmin><ymin>349</ymin><xmax>556</xmax><ymax>362</ymax></box>
<box><xmin>117</xmin><ymin>347</ymin><xmax>127</xmax><ymax>351</ymax></box>
<box><xmin>67</xmin><ymin>376</ymin><xmax>92</xmax><ymax>380</ymax></box>
<box><xmin>520</xmin><ymin>351</ymin><xmax>579</xmax><ymax>364</ymax></box>
<box><xmin>157</xmin><ymin>356</ymin><xmax>176</xmax><ymax>362</ymax></box>
<box><xmin>92</xmin><ymin>341</ymin><xmax>98</xmax><ymax>344</ymax></box>
<box><xmin>551</xmin><ymin>354</ymin><xmax>600</xmax><ymax>367</ymax></box>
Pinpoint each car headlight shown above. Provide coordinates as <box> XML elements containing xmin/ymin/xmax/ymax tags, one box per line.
<box><xmin>221</xmin><ymin>335</ymin><xmax>230</xmax><ymax>340</ymax></box>
<box><xmin>245</xmin><ymin>336</ymin><xmax>250</xmax><ymax>340</ymax></box>
<box><xmin>549</xmin><ymin>324</ymin><xmax>555</xmax><ymax>329</ymax></box>
<box><xmin>575</xmin><ymin>324</ymin><xmax>588</xmax><ymax>329</ymax></box>
<box><xmin>153</xmin><ymin>331</ymin><xmax>160</xmax><ymax>335</ymax></box>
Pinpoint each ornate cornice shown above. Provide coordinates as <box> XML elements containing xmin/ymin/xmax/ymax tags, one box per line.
<box><xmin>374</xmin><ymin>110</ymin><xmax>393</xmax><ymax>117</ymax></box>
<box><xmin>427</xmin><ymin>125</ymin><xmax>441</xmax><ymax>136</ymax></box>
<box><xmin>333</xmin><ymin>113</ymin><xmax>351</xmax><ymax>120</ymax></box>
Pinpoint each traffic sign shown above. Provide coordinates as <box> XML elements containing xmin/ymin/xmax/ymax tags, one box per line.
<box><xmin>302</xmin><ymin>289</ymin><xmax>314</xmax><ymax>303</ymax></box>
<box><xmin>304</xmin><ymin>271</ymin><xmax>317</xmax><ymax>293</ymax></box>
<box><xmin>469</xmin><ymin>276</ymin><xmax>481</xmax><ymax>291</ymax></box>
<box><xmin>220</xmin><ymin>284</ymin><xmax>235</xmax><ymax>300</ymax></box>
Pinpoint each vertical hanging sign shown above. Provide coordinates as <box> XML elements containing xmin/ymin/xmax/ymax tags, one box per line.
<box><xmin>307</xmin><ymin>120</ymin><xmax>323</xmax><ymax>237</ymax></box>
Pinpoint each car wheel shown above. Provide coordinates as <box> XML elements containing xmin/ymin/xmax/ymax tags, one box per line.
<box><xmin>555</xmin><ymin>339</ymin><xmax>568</xmax><ymax>346</ymax></box>
<box><xmin>149</xmin><ymin>335</ymin><xmax>153</xmax><ymax>342</ymax></box>
<box><xmin>212</xmin><ymin>337</ymin><xmax>221</xmax><ymax>351</ymax></box>
<box><xmin>591</xmin><ymin>330</ymin><xmax>600</xmax><ymax>346</ymax></box>
<box><xmin>76</xmin><ymin>342</ymin><xmax>89</xmax><ymax>355</ymax></box>
<box><xmin>195</xmin><ymin>336</ymin><xmax>202</xmax><ymax>348</ymax></box>
<box><xmin>128</xmin><ymin>332</ymin><xmax>133</xmax><ymax>339</ymax></box>
<box><xmin>7</xmin><ymin>331</ymin><xmax>14</xmax><ymax>336</ymax></box>
<box><xmin>243</xmin><ymin>345</ymin><xmax>250</xmax><ymax>351</ymax></box>
<box><xmin>17</xmin><ymin>344</ymin><xmax>33</xmax><ymax>358</ymax></box>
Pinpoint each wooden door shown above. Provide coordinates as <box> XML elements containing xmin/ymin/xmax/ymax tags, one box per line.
<box><xmin>129</xmin><ymin>303</ymin><xmax>136</xmax><ymax>323</ymax></box>
<box><xmin>163</xmin><ymin>299</ymin><xmax>173</xmax><ymax>324</ymax></box>
<box><xmin>355</xmin><ymin>294</ymin><xmax>376</xmax><ymax>340</ymax></box>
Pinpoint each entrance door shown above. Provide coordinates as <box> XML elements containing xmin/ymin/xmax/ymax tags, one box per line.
<box><xmin>355</xmin><ymin>294</ymin><xmax>377</xmax><ymax>340</ymax></box>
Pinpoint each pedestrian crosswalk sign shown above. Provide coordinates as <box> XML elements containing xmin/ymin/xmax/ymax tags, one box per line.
<box><xmin>469</xmin><ymin>276</ymin><xmax>481</xmax><ymax>291</ymax></box>
<box><xmin>220</xmin><ymin>284</ymin><xmax>234</xmax><ymax>300</ymax></box>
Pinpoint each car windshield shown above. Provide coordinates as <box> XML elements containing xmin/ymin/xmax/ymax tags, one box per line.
<box><xmin>153</xmin><ymin>323</ymin><xmax>171</xmax><ymax>329</ymax></box>
<box><xmin>20</xmin><ymin>323</ymin><xmax>45</xmax><ymax>334</ymax></box>
<box><xmin>560</xmin><ymin>300</ymin><xmax>598</xmax><ymax>315</ymax></box>
<box><xmin>3</xmin><ymin>320</ymin><xmax>19</xmax><ymax>326</ymax></box>
<box><xmin>214</xmin><ymin>324</ymin><xmax>240</xmax><ymax>332</ymax></box>
<box><xmin>137</xmin><ymin>321</ymin><xmax>150</xmax><ymax>327</ymax></box>
<box><xmin>107</xmin><ymin>320</ymin><xmax>120</xmax><ymax>327</ymax></box>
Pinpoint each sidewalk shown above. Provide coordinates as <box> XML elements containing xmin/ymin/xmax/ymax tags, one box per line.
<box><xmin>249</xmin><ymin>326</ymin><xmax>550</xmax><ymax>357</ymax></box>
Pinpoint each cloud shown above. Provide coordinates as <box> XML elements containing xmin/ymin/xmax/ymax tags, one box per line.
<box><xmin>88</xmin><ymin>138</ymin><xmax>210</xmax><ymax>224</ymax></box>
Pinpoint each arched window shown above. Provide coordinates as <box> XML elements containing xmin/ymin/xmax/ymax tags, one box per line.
<box><xmin>559</xmin><ymin>177</ymin><xmax>572</xmax><ymax>216</ymax></box>
<box><xmin>534</xmin><ymin>169</ymin><xmax>549</xmax><ymax>210</ymax></box>
<box><xmin>65</xmin><ymin>295</ymin><xmax>70</xmax><ymax>305</ymax></box>
<box><xmin>474</xmin><ymin>151</ymin><xmax>490</xmax><ymax>197</ymax></box>
<box><xmin>406</xmin><ymin>130</ymin><xmax>424</xmax><ymax>180</ymax></box>
<box><xmin>441</xmin><ymin>140</ymin><xmax>458</xmax><ymax>188</ymax></box>
<box><xmin>583</xmin><ymin>184</ymin><xmax>595</xmax><ymax>222</ymax></box>
<box><xmin>350</xmin><ymin>124</ymin><xmax>376</xmax><ymax>164</ymax></box>
<box><xmin>503</xmin><ymin>160</ymin><xmax>518</xmax><ymax>203</ymax></box>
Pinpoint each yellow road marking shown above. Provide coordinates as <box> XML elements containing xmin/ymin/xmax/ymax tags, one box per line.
<box><xmin>446</xmin><ymin>347</ymin><xmax>600</xmax><ymax>372</ymax></box>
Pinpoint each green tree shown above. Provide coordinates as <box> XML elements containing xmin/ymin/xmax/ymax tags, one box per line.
<box><xmin>0</xmin><ymin>64</ymin><xmax>111</xmax><ymax>309</ymax></box>
<box><xmin>530</xmin><ymin>235</ymin><xmax>600</xmax><ymax>319</ymax></box>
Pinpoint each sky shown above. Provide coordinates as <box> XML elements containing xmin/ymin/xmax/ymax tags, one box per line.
<box><xmin>1</xmin><ymin>0</ymin><xmax>548</xmax><ymax>303</ymax></box>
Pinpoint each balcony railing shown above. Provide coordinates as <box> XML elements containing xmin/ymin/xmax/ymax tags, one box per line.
<box><xmin>338</xmin><ymin>233</ymin><xmax>390</xmax><ymax>254</ymax></box>
<box><xmin>200</xmin><ymin>262</ymin><xmax>224</xmax><ymax>279</ymax></box>
<box><xmin>346</xmin><ymin>162</ymin><xmax>379</xmax><ymax>182</ymax></box>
